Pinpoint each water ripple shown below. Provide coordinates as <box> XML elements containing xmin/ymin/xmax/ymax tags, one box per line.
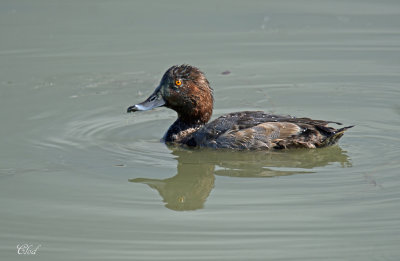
<box><xmin>35</xmin><ymin>108</ymin><xmax>175</xmax><ymax>167</ymax></box>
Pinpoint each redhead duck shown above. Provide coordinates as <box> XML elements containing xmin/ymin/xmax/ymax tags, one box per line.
<box><xmin>127</xmin><ymin>65</ymin><xmax>353</xmax><ymax>150</ymax></box>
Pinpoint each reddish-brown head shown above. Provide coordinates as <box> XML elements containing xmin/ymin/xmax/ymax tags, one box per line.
<box><xmin>128</xmin><ymin>65</ymin><xmax>214</xmax><ymax>125</ymax></box>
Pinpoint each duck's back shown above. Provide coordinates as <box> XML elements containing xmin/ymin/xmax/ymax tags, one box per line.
<box><xmin>183</xmin><ymin>111</ymin><xmax>352</xmax><ymax>150</ymax></box>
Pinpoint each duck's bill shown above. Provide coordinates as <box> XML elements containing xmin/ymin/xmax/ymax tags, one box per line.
<box><xmin>127</xmin><ymin>89</ymin><xmax>165</xmax><ymax>113</ymax></box>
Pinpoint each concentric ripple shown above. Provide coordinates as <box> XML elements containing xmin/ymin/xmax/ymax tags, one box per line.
<box><xmin>35</xmin><ymin>107</ymin><xmax>175</xmax><ymax>168</ymax></box>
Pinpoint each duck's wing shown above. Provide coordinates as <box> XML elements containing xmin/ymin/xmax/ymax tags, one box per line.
<box><xmin>188</xmin><ymin>111</ymin><xmax>352</xmax><ymax>150</ymax></box>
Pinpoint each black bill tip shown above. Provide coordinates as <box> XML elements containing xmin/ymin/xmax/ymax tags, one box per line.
<box><xmin>127</xmin><ymin>105</ymin><xmax>138</xmax><ymax>113</ymax></box>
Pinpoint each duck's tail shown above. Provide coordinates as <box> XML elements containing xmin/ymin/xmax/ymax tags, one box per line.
<box><xmin>320</xmin><ymin>125</ymin><xmax>354</xmax><ymax>147</ymax></box>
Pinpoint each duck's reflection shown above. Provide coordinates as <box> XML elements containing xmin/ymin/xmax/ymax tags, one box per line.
<box><xmin>129</xmin><ymin>146</ymin><xmax>351</xmax><ymax>211</ymax></box>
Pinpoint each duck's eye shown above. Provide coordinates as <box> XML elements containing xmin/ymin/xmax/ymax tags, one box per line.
<box><xmin>175</xmin><ymin>80</ymin><xmax>182</xmax><ymax>86</ymax></box>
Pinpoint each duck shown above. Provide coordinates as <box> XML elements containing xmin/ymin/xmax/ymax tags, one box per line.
<box><xmin>127</xmin><ymin>64</ymin><xmax>353</xmax><ymax>150</ymax></box>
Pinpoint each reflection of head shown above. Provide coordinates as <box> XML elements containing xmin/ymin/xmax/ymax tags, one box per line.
<box><xmin>130</xmin><ymin>146</ymin><xmax>351</xmax><ymax>211</ymax></box>
<box><xmin>130</xmin><ymin>150</ymin><xmax>215</xmax><ymax>211</ymax></box>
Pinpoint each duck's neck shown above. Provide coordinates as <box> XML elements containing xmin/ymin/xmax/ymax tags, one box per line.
<box><xmin>163</xmin><ymin>118</ymin><xmax>205</xmax><ymax>143</ymax></box>
<box><xmin>164</xmin><ymin>87</ymin><xmax>213</xmax><ymax>143</ymax></box>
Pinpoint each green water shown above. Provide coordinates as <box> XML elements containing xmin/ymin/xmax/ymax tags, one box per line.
<box><xmin>1</xmin><ymin>0</ymin><xmax>400</xmax><ymax>260</ymax></box>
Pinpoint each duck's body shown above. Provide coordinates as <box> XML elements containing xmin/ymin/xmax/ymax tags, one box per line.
<box><xmin>127</xmin><ymin>65</ymin><xmax>352</xmax><ymax>150</ymax></box>
<box><xmin>165</xmin><ymin>111</ymin><xmax>352</xmax><ymax>150</ymax></box>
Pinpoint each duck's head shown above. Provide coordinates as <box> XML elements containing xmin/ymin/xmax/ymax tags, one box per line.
<box><xmin>127</xmin><ymin>65</ymin><xmax>213</xmax><ymax>124</ymax></box>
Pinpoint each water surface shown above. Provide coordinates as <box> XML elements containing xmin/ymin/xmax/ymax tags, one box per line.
<box><xmin>1</xmin><ymin>0</ymin><xmax>400</xmax><ymax>260</ymax></box>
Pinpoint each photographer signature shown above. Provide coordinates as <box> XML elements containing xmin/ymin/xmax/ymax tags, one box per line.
<box><xmin>17</xmin><ymin>244</ymin><xmax>41</xmax><ymax>255</ymax></box>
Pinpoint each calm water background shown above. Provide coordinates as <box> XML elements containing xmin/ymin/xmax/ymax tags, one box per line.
<box><xmin>1</xmin><ymin>0</ymin><xmax>400</xmax><ymax>260</ymax></box>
